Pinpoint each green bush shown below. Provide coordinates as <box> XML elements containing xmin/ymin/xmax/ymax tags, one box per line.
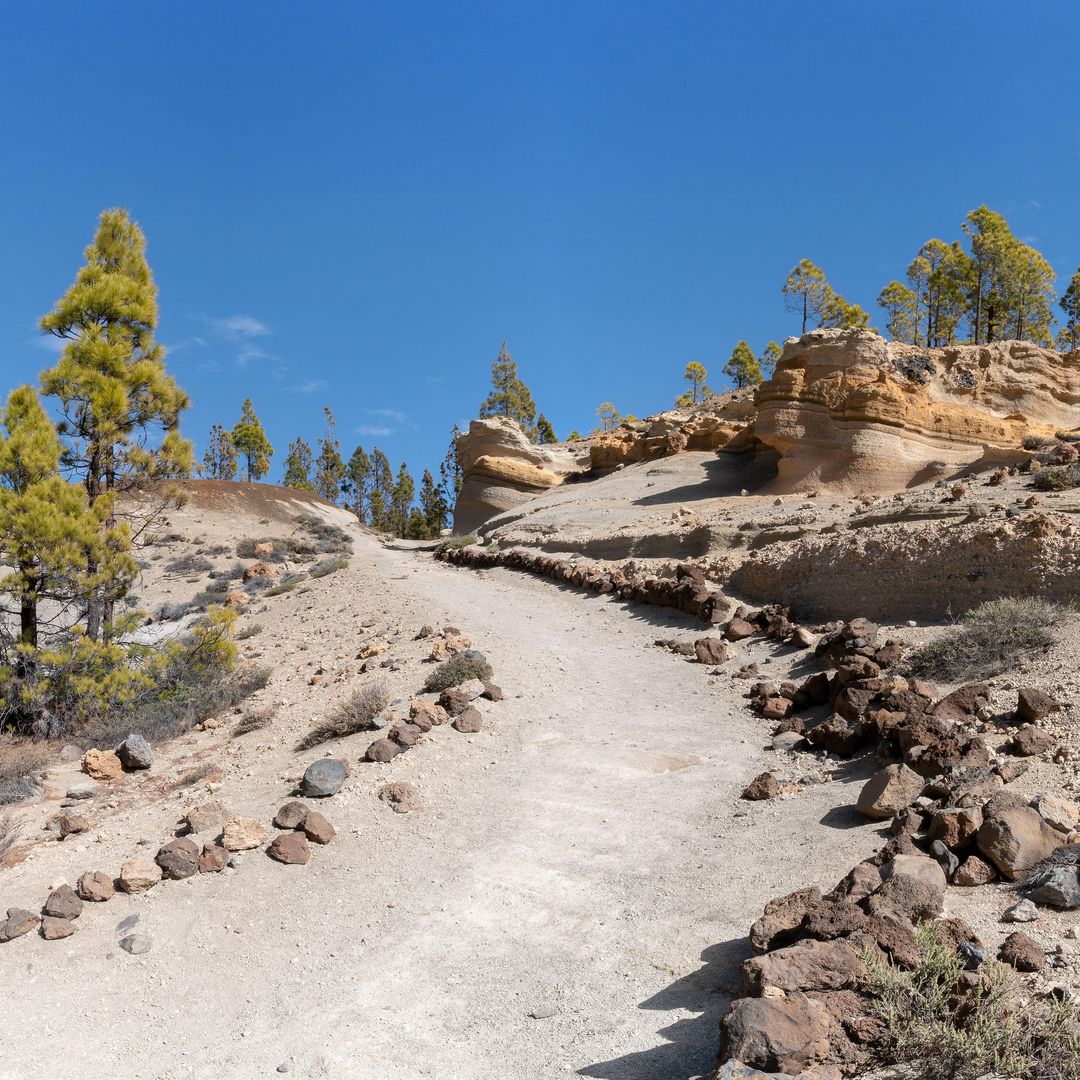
<box><xmin>309</xmin><ymin>555</ymin><xmax>349</xmax><ymax>578</ymax></box>
<box><xmin>436</xmin><ymin>534</ymin><xmax>478</xmax><ymax>553</ymax></box>
<box><xmin>423</xmin><ymin>650</ymin><xmax>492</xmax><ymax>692</ymax></box>
<box><xmin>863</xmin><ymin>924</ymin><xmax>1080</xmax><ymax>1079</ymax></box>
<box><xmin>295</xmin><ymin>682</ymin><xmax>390</xmax><ymax>750</ymax></box>
<box><xmin>908</xmin><ymin>597</ymin><xmax>1061</xmax><ymax>681</ymax></box>
<box><xmin>266</xmin><ymin>574</ymin><xmax>305</xmax><ymax>596</ymax></box>
<box><xmin>235</xmin><ymin>623</ymin><xmax>263</xmax><ymax>641</ymax></box>
<box><xmin>1032</xmin><ymin>465</ymin><xmax>1079</xmax><ymax>491</ymax></box>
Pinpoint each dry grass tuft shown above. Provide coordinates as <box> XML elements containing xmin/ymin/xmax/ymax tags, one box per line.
<box><xmin>423</xmin><ymin>650</ymin><xmax>492</xmax><ymax>692</ymax></box>
<box><xmin>295</xmin><ymin>683</ymin><xmax>390</xmax><ymax>751</ymax></box>
<box><xmin>0</xmin><ymin>736</ymin><xmax>52</xmax><ymax>806</ymax></box>
<box><xmin>233</xmin><ymin>706</ymin><xmax>276</xmax><ymax>737</ymax></box>
<box><xmin>0</xmin><ymin>813</ymin><xmax>23</xmax><ymax>865</ymax></box>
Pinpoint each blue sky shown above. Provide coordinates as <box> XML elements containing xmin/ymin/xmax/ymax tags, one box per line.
<box><xmin>2</xmin><ymin>1</ymin><xmax>1079</xmax><ymax>484</ymax></box>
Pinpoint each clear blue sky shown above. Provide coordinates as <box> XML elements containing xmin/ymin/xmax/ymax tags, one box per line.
<box><xmin>2</xmin><ymin>1</ymin><xmax>1078</xmax><ymax>484</ymax></box>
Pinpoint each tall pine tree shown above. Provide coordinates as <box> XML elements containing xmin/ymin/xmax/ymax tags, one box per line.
<box><xmin>232</xmin><ymin>399</ymin><xmax>273</xmax><ymax>481</ymax></box>
<box><xmin>314</xmin><ymin>407</ymin><xmax>345</xmax><ymax>504</ymax></box>
<box><xmin>479</xmin><ymin>341</ymin><xmax>539</xmax><ymax>439</ymax></box>
<box><xmin>202</xmin><ymin>424</ymin><xmax>238</xmax><ymax>480</ymax></box>
<box><xmin>343</xmin><ymin>445</ymin><xmax>372</xmax><ymax>522</ymax></box>
<box><xmin>282</xmin><ymin>437</ymin><xmax>315</xmax><ymax>491</ymax></box>
<box><xmin>39</xmin><ymin>208</ymin><xmax>191</xmax><ymax>639</ymax></box>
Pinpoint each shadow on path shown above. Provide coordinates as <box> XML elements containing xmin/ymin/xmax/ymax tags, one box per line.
<box><xmin>578</xmin><ymin>937</ymin><xmax>749</xmax><ymax>1080</ymax></box>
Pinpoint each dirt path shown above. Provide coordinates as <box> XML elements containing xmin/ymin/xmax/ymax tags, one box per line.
<box><xmin>0</xmin><ymin>534</ymin><xmax>881</xmax><ymax>1080</ymax></box>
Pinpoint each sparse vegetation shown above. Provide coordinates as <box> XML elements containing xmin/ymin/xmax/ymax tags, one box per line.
<box><xmin>309</xmin><ymin>555</ymin><xmax>349</xmax><ymax>578</ymax></box>
<box><xmin>164</xmin><ymin>552</ymin><xmax>213</xmax><ymax>575</ymax></box>
<box><xmin>0</xmin><ymin>735</ymin><xmax>52</xmax><ymax>806</ymax></box>
<box><xmin>908</xmin><ymin>597</ymin><xmax>1061</xmax><ymax>681</ymax></box>
<box><xmin>423</xmin><ymin>650</ymin><xmax>492</xmax><ymax>692</ymax></box>
<box><xmin>295</xmin><ymin>682</ymin><xmax>390</xmax><ymax>750</ymax></box>
<box><xmin>0</xmin><ymin>812</ymin><xmax>22</xmax><ymax>865</ymax></box>
<box><xmin>862</xmin><ymin>924</ymin><xmax>1080</xmax><ymax>1079</ymax></box>
<box><xmin>437</xmin><ymin>534</ymin><xmax>478</xmax><ymax>553</ymax></box>
<box><xmin>1033</xmin><ymin>464</ymin><xmax>1080</xmax><ymax>490</ymax></box>
<box><xmin>232</xmin><ymin>706</ymin><xmax>276</xmax><ymax>736</ymax></box>
<box><xmin>266</xmin><ymin>574</ymin><xmax>305</xmax><ymax>596</ymax></box>
<box><xmin>235</xmin><ymin>623</ymin><xmax>263</xmax><ymax>641</ymax></box>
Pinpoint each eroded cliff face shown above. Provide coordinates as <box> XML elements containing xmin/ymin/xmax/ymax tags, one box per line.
<box><xmin>452</xmin><ymin>417</ymin><xmax>589</xmax><ymax>534</ymax></box>
<box><xmin>729</xmin><ymin>329</ymin><xmax>1080</xmax><ymax>494</ymax></box>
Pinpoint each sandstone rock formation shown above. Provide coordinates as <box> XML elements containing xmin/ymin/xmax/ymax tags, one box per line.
<box><xmin>452</xmin><ymin>416</ymin><xmax>588</xmax><ymax>534</ymax></box>
<box><xmin>589</xmin><ymin>389</ymin><xmax>757</xmax><ymax>470</ymax></box>
<box><xmin>727</xmin><ymin>328</ymin><xmax>1080</xmax><ymax>494</ymax></box>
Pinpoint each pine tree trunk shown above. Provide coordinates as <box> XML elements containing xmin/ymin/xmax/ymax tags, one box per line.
<box><xmin>102</xmin><ymin>452</ymin><xmax>116</xmax><ymax>640</ymax></box>
<box><xmin>85</xmin><ymin>444</ymin><xmax>103</xmax><ymax>640</ymax></box>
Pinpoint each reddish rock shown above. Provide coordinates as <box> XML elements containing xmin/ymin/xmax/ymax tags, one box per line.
<box><xmin>926</xmin><ymin>807</ymin><xmax>982</xmax><ymax>849</ymax></box>
<box><xmin>749</xmin><ymin>887</ymin><xmax>821</xmax><ymax>954</ymax></box>
<box><xmin>438</xmin><ymin>688</ymin><xmax>472</xmax><ymax>717</ymax></box>
<box><xmin>365</xmin><ymin>737</ymin><xmax>402</xmax><ymax>763</ymax></box>
<box><xmin>267</xmin><ymin>831</ymin><xmax>310</xmax><ymax>865</ymax></box>
<box><xmin>977</xmin><ymin>804</ymin><xmax>1063</xmax><ymax>879</ymax></box>
<box><xmin>481</xmin><ymin>683</ymin><xmax>504</xmax><ymax>702</ymax></box>
<box><xmin>1015</xmin><ymin>687</ymin><xmax>1061</xmax><ymax>725</ymax></box>
<box><xmin>932</xmin><ymin>683</ymin><xmax>990</xmax><ymax>723</ymax></box>
<box><xmin>953</xmin><ymin>856</ymin><xmax>996</xmax><ymax>887</ymax></box>
<box><xmin>998</xmin><ymin>931</ymin><xmax>1044</xmax><ymax>972</ymax></box>
<box><xmin>724</xmin><ymin>617</ymin><xmax>757</xmax><ymax>642</ymax></box>
<box><xmin>742</xmin><ymin>772</ymin><xmax>781</xmax><ymax>801</ymax></box>
<box><xmin>378</xmin><ymin>780</ymin><xmax>420</xmax><ymax>814</ymax></box>
<box><xmin>40</xmin><ymin>916</ymin><xmax>76</xmax><ymax>940</ymax></box>
<box><xmin>410</xmin><ymin>700</ymin><xmax>449</xmax><ymax>727</ymax></box>
<box><xmin>693</xmin><ymin>637</ymin><xmax>729</xmax><ymax>665</ymax></box>
<box><xmin>58</xmin><ymin>813</ymin><xmax>89</xmax><ymax>838</ymax></box>
<box><xmin>720</xmin><ymin>993</ymin><xmax>830</xmax><ymax>1073</ymax></box>
<box><xmin>81</xmin><ymin>748</ymin><xmax>123</xmax><ymax>782</ymax></box>
<box><xmin>1007</xmin><ymin>724</ymin><xmax>1056</xmax><ymax>757</ymax></box>
<box><xmin>856</xmin><ymin>764</ymin><xmax>924</xmax><ymax>820</ymax></box>
<box><xmin>119</xmin><ymin>858</ymin><xmax>162</xmax><ymax>893</ymax></box>
<box><xmin>76</xmin><ymin>871</ymin><xmax>115</xmax><ymax>902</ymax></box>
<box><xmin>156</xmin><ymin>838</ymin><xmax>200</xmax><ymax>879</ymax></box>
<box><xmin>198</xmin><ymin>844</ymin><xmax>230</xmax><ymax>873</ymax></box>
<box><xmin>761</xmin><ymin>696</ymin><xmax>793</xmax><ymax>722</ymax></box>
<box><xmin>452</xmin><ymin>707</ymin><xmax>483</xmax><ymax>733</ymax></box>
<box><xmin>741</xmin><ymin>939</ymin><xmax>865</xmax><ymax>996</ymax></box>
<box><xmin>301</xmin><ymin>811</ymin><xmax>335</xmax><ymax>844</ymax></box>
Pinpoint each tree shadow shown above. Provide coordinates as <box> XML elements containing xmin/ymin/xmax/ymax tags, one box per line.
<box><xmin>577</xmin><ymin>938</ymin><xmax>748</xmax><ymax>1080</ymax></box>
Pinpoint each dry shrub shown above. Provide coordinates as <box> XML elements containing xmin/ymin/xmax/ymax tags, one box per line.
<box><xmin>233</xmin><ymin>706</ymin><xmax>276</xmax><ymax>737</ymax></box>
<box><xmin>0</xmin><ymin>735</ymin><xmax>52</xmax><ymax>806</ymax></box>
<box><xmin>165</xmin><ymin>553</ymin><xmax>213</xmax><ymax>575</ymax></box>
<box><xmin>908</xmin><ymin>597</ymin><xmax>1061</xmax><ymax>682</ymax></box>
<box><xmin>422</xmin><ymin>650</ymin><xmax>492</xmax><ymax>692</ymax></box>
<box><xmin>295</xmin><ymin>682</ymin><xmax>390</xmax><ymax>751</ymax></box>
<box><xmin>235</xmin><ymin>623</ymin><xmax>263</xmax><ymax>641</ymax></box>
<box><xmin>266</xmin><ymin>574</ymin><xmax>305</xmax><ymax>596</ymax></box>
<box><xmin>863</xmin><ymin>924</ymin><xmax>1080</xmax><ymax>1079</ymax></box>
<box><xmin>0</xmin><ymin>813</ymin><xmax>22</xmax><ymax>865</ymax></box>
<box><xmin>309</xmin><ymin>555</ymin><xmax>349</xmax><ymax>578</ymax></box>
<box><xmin>436</xmin><ymin>534</ymin><xmax>477</xmax><ymax>553</ymax></box>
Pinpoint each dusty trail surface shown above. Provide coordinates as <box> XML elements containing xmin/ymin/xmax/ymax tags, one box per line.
<box><xmin>0</xmin><ymin>531</ymin><xmax>879</xmax><ymax>1080</ymax></box>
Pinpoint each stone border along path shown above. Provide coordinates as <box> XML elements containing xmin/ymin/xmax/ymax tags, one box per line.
<box><xmin>0</xmin><ymin>645</ymin><xmax>504</xmax><ymax>951</ymax></box>
<box><xmin>443</xmin><ymin>543</ymin><xmax>1074</xmax><ymax>1078</ymax></box>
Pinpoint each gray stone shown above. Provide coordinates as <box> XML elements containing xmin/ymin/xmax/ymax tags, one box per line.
<box><xmin>119</xmin><ymin>933</ymin><xmax>153</xmax><ymax>955</ymax></box>
<box><xmin>1002</xmin><ymin>899</ymin><xmax>1040</xmax><ymax>923</ymax></box>
<box><xmin>1025</xmin><ymin>865</ymin><xmax>1080</xmax><ymax>910</ymax></box>
<box><xmin>65</xmin><ymin>781</ymin><xmax>99</xmax><ymax>800</ymax></box>
<box><xmin>958</xmin><ymin>941</ymin><xmax>987</xmax><ymax>970</ymax></box>
<box><xmin>116</xmin><ymin>733</ymin><xmax>153</xmax><ymax>771</ymax></box>
<box><xmin>929</xmin><ymin>840</ymin><xmax>959</xmax><ymax>881</ymax></box>
<box><xmin>0</xmin><ymin>908</ymin><xmax>39</xmax><ymax>942</ymax></box>
<box><xmin>299</xmin><ymin>757</ymin><xmax>348</xmax><ymax>798</ymax></box>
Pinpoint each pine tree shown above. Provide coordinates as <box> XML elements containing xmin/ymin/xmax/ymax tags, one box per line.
<box><xmin>439</xmin><ymin>425</ymin><xmax>463</xmax><ymax>508</ymax></box>
<box><xmin>391</xmin><ymin>463</ymin><xmax>415</xmax><ymax>537</ymax></box>
<box><xmin>314</xmin><ymin>407</ymin><xmax>346</xmax><ymax>504</ymax></box>
<box><xmin>39</xmin><ymin>208</ymin><xmax>191</xmax><ymax>640</ymax></box>
<box><xmin>877</xmin><ymin>281</ymin><xmax>918</xmax><ymax>343</ymax></box>
<box><xmin>343</xmin><ymin>445</ymin><xmax>372</xmax><ymax>523</ymax></box>
<box><xmin>821</xmin><ymin>295</ymin><xmax>872</xmax><ymax>330</ymax></box>
<box><xmin>202</xmin><ymin>424</ymin><xmax>238</xmax><ymax>480</ymax></box>
<box><xmin>759</xmin><ymin>341</ymin><xmax>782</xmax><ymax>378</ymax></box>
<box><xmin>596</xmin><ymin>402</ymin><xmax>622</xmax><ymax>433</ymax></box>
<box><xmin>0</xmin><ymin>387</ymin><xmax>108</xmax><ymax>660</ymax></box>
<box><xmin>680</xmin><ymin>362</ymin><xmax>711</xmax><ymax>405</ymax></box>
<box><xmin>282</xmin><ymin>437</ymin><xmax>315</xmax><ymax>491</ymax></box>
<box><xmin>783</xmin><ymin>260</ymin><xmax>832</xmax><ymax>333</ymax></box>
<box><xmin>419</xmin><ymin>468</ymin><xmax>448</xmax><ymax>535</ymax></box>
<box><xmin>231</xmin><ymin>398</ymin><xmax>273</xmax><ymax>481</ymax></box>
<box><xmin>536</xmin><ymin>414</ymin><xmax>557</xmax><ymax>444</ymax></box>
<box><xmin>1061</xmin><ymin>268</ymin><xmax>1080</xmax><ymax>352</ymax></box>
<box><xmin>479</xmin><ymin>341</ymin><xmax>539</xmax><ymax>439</ymax></box>
<box><xmin>723</xmin><ymin>341</ymin><xmax>763</xmax><ymax>388</ymax></box>
<box><xmin>368</xmin><ymin>449</ymin><xmax>393</xmax><ymax>531</ymax></box>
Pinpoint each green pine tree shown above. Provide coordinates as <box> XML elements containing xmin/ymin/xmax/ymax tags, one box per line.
<box><xmin>368</xmin><ymin>449</ymin><xmax>393</xmax><ymax>531</ymax></box>
<box><xmin>419</xmin><ymin>468</ymin><xmax>448</xmax><ymax>535</ymax></box>
<box><xmin>782</xmin><ymin>259</ymin><xmax>832</xmax><ymax>333</ymax></box>
<box><xmin>759</xmin><ymin>341</ymin><xmax>782</xmax><ymax>378</ymax></box>
<box><xmin>282</xmin><ymin>437</ymin><xmax>315</xmax><ymax>491</ymax></box>
<box><xmin>39</xmin><ymin>208</ymin><xmax>192</xmax><ymax>640</ymax></box>
<box><xmin>343</xmin><ymin>445</ymin><xmax>372</xmax><ymax>523</ymax></box>
<box><xmin>479</xmin><ymin>341</ymin><xmax>539</xmax><ymax>439</ymax></box>
<box><xmin>202</xmin><ymin>424</ymin><xmax>238</xmax><ymax>480</ymax></box>
<box><xmin>231</xmin><ymin>398</ymin><xmax>273</xmax><ymax>481</ymax></box>
<box><xmin>1061</xmin><ymin>267</ymin><xmax>1080</xmax><ymax>352</ymax></box>
<box><xmin>723</xmin><ymin>341</ymin><xmax>763</xmax><ymax>388</ymax></box>
<box><xmin>314</xmin><ymin>407</ymin><xmax>345</xmax><ymax>504</ymax></box>
<box><xmin>536</xmin><ymin>414</ymin><xmax>557</xmax><ymax>444</ymax></box>
<box><xmin>391</xmin><ymin>463</ymin><xmax>415</xmax><ymax>538</ymax></box>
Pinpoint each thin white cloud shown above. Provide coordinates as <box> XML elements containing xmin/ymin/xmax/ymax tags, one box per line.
<box><xmin>31</xmin><ymin>334</ymin><xmax>65</xmax><ymax>353</ymax></box>
<box><xmin>291</xmin><ymin>378</ymin><xmax>328</xmax><ymax>395</ymax></box>
<box><xmin>367</xmin><ymin>408</ymin><xmax>409</xmax><ymax>422</ymax></box>
<box><xmin>210</xmin><ymin>314</ymin><xmax>270</xmax><ymax>339</ymax></box>
<box><xmin>1024</xmin><ymin>199</ymin><xmax>1042</xmax><ymax>212</ymax></box>
<box><xmin>357</xmin><ymin>424</ymin><xmax>393</xmax><ymax>437</ymax></box>
<box><xmin>236</xmin><ymin>344</ymin><xmax>268</xmax><ymax>369</ymax></box>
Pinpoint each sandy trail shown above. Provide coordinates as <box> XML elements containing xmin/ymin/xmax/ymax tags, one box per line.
<box><xmin>0</xmin><ymin>533</ymin><xmax>880</xmax><ymax>1080</ymax></box>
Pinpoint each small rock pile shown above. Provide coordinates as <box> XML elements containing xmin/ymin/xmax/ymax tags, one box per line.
<box><xmin>437</xmin><ymin>545</ymin><xmax>727</xmax><ymax>623</ymax></box>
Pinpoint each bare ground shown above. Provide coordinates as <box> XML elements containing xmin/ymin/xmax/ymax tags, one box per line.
<box><xmin>0</xmin><ymin>522</ymin><xmax>883</xmax><ymax>1080</ymax></box>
